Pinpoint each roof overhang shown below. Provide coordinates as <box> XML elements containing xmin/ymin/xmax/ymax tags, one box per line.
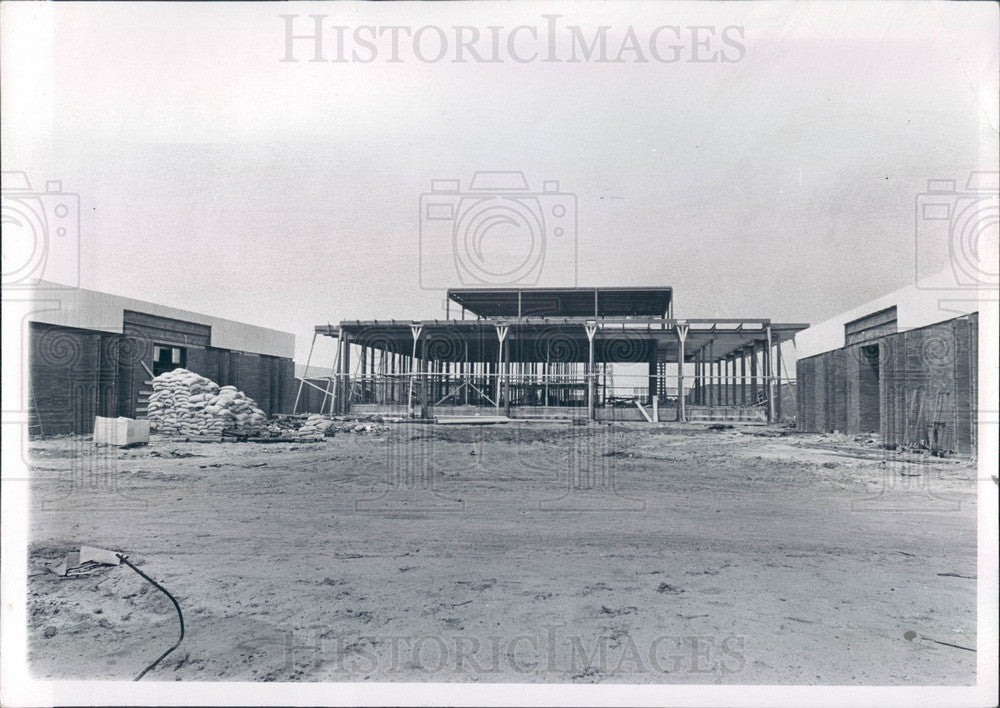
<box><xmin>316</xmin><ymin>318</ymin><xmax>808</xmax><ymax>364</ymax></box>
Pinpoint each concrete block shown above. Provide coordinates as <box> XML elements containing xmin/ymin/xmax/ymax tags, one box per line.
<box><xmin>94</xmin><ymin>416</ymin><xmax>149</xmax><ymax>446</ymax></box>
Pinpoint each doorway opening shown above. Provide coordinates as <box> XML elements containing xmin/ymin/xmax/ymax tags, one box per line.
<box><xmin>858</xmin><ymin>344</ymin><xmax>880</xmax><ymax>432</ymax></box>
<box><xmin>153</xmin><ymin>344</ymin><xmax>187</xmax><ymax>377</ymax></box>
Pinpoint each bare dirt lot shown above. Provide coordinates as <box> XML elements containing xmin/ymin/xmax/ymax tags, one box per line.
<box><xmin>26</xmin><ymin>422</ymin><xmax>978</xmax><ymax>684</ymax></box>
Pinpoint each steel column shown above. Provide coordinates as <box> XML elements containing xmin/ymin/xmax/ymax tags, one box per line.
<box><xmin>496</xmin><ymin>325</ymin><xmax>509</xmax><ymax>412</ymax></box>
<box><xmin>676</xmin><ymin>323</ymin><xmax>689</xmax><ymax>422</ymax></box>
<box><xmin>585</xmin><ymin>322</ymin><xmax>598</xmax><ymax>420</ymax></box>
<box><xmin>408</xmin><ymin>324</ymin><xmax>422</xmax><ymax>417</ymax></box>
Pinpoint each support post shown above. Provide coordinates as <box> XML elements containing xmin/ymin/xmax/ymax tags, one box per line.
<box><xmin>694</xmin><ymin>355</ymin><xmax>701</xmax><ymax>405</ymax></box>
<box><xmin>390</xmin><ymin>350</ymin><xmax>397</xmax><ymax>404</ymax></box>
<box><xmin>723</xmin><ymin>357</ymin><xmax>729</xmax><ymax>406</ymax></box>
<box><xmin>729</xmin><ymin>356</ymin><xmax>735</xmax><ymax>406</ymax></box>
<box><xmin>766</xmin><ymin>325</ymin><xmax>775</xmax><ymax>423</ymax></box>
<box><xmin>495</xmin><ymin>324</ymin><xmax>509</xmax><ymax>412</ymax></box>
<box><xmin>708</xmin><ymin>340</ymin><xmax>715</xmax><ymax>408</ymax></box>
<box><xmin>740</xmin><ymin>349</ymin><xmax>747</xmax><ymax>406</ymax></box>
<box><xmin>648</xmin><ymin>343</ymin><xmax>657</xmax><ymax>405</ymax></box>
<box><xmin>714</xmin><ymin>359</ymin><xmax>720</xmax><ymax>409</ymax></box>
<box><xmin>422</xmin><ymin>341</ymin><xmax>430</xmax><ymax>419</ymax></box>
<box><xmin>504</xmin><ymin>337</ymin><xmax>511</xmax><ymax>416</ymax></box>
<box><xmin>732</xmin><ymin>356</ymin><xmax>738</xmax><ymax>406</ymax></box>
<box><xmin>544</xmin><ymin>340</ymin><xmax>550</xmax><ymax>407</ymax></box>
<box><xmin>340</xmin><ymin>334</ymin><xmax>351</xmax><ymax>414</ymax></box>
<box><xmin>463</xmin><ymin>340</ymin><xmax>469</xmax><ymax>406</ymax></box>
<box><xmin>585</xmin><ymin>321</ymin><xmax>598</xmax><ymax>421</ymax></box>
<box><xmin>716</xmin><ymin>359</ymin><xmax>721</xmax><ymax>407</ymax></box>
<box><xmin>775</xmin><ymin>339</ymin><xmax>783</xmax><ymax>422</ymax></box>
<box><xmin>676</xmin><ymin>323</ymin><xmax>689</xmax><ymax>422</ymax></box>
<box><xmin>293</xmin><ymin>331</ymin><xmax>318</xmax><ymax>414</ymax></box>
<box><xmin>408</xmin><ymin>324</ymin><xmax>422</xmax><ymax>417</ymax></box>
<box><xmin>360</xmin><ymin>345</ymin><xmax>367</xmax><ymax>403</ymax></box>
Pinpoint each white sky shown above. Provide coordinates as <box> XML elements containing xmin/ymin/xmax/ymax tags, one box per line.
<box><xmin>2</xmin><ymin>1</ymin><xmax>997</xmax><ymax>363</ymax></box>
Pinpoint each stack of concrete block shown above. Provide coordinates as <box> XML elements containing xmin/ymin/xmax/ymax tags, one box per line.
<box><xmin>147</xmin><ymin>368</ymin><xmax>268</xmax><ymax>437</ymax></box>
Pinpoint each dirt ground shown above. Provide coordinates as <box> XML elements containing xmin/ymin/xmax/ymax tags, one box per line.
<box><xmin>25</xmin><ymin>421</ymin><xmax>978</xmax><ymax>684</ymax></box>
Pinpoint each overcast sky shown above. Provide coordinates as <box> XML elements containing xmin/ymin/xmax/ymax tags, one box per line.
<box><xmin>3</xmin><ymin>1</ymin><xmax>997</xmax><ymax>362</ymax></box>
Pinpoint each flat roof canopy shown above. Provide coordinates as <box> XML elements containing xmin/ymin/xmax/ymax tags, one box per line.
<box><xmin>316</xmin><ymin>318</ymin><xmax>807</xmax><ymax>364</ymax></box>
<box><xmin>448</xmin><ymin>287</ymin><xmax>673</xmax><ymax>318</ymax></box>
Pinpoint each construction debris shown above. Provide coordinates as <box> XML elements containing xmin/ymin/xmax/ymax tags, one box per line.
<box><xmin>49</xmin><ymin>545</ymin><xmax>122</xmax><ymax>577</ymax></box>
<box><xmin>147</xmin><ymin>369</ymin><xmax>268</xmax><ymax>438</ymax></box>
<box><xmin>435</xmin><ymin>415</ymin><xmax>511</xmax><ymax>425</ymax></box>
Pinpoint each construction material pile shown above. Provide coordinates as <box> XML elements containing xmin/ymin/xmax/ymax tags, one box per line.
<box><xmin>147</xmin><ymin>368</ymin><xmax>268</xmax><ymax>437</ymax></box>
<box><xmin>295</xmin><ymin>414</ymin><xmax>337</xmax><ymax>441</ymax></box>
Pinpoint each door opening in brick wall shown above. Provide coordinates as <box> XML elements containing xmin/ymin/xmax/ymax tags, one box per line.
<box><xmin>858</xmin><ymin>344</ymin><xmax>880</xmax><ymax>433</ymax></box>
<box><xmin>153</xmin><ymin>344</ymin><xmax>187</xmax><ymax>377</ymax></box>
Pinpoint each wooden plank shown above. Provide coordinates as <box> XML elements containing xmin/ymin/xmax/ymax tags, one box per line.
<box><xmin>435</xmin><ymin>415</ymin><xmax>511</xmax><ymax>425</ymax></box>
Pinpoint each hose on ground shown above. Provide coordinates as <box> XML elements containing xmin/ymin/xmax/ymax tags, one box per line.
<box><xmin>116</xmin><ymin>553</ymin><xmax>185</xmax><ymax>681</ymax></box>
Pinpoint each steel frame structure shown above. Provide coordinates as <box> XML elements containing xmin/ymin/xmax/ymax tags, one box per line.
<box><xmin>295</xmin><ymin>289</ymin><xmax>807</xmax><ymax>423</ymax></box>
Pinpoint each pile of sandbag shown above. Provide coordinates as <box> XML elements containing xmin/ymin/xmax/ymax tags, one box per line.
<box><xmin>147</xmin><ymin>368</ymin><xmax>268</xmax><ymax>437</ymax></box>
<box><xmin>295</xmin><ymin>414</ymin><xmax>336</xmax><ymax>441</ymax></box>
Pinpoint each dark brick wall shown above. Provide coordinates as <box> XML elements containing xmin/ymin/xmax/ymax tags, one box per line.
<box><xmin>29</xmin><ymin>324</ymin><xmax>107</xmax><ymax>435</ymax></box>
<box><xmin>856</xmin><ymin>346</ymin><xmax>880</xmax><ymax>433</ymax></box>
<box><xmin>796</xmin><ymin>357</ymin><xmax>814</xmax><ymax>430</ymax></box>
<box><xmin>122</xmin><ymin>310</ymin><xmax>211</xmax><ymax>347</ymax></box>
<box><xmin>277</xmin><ymin>357</ymin><xmax>296</xmax><ymax>414</ymax></box>
<box><xmin>797</xmin><ymin>313</ymin><xmax>978</xmax><ymax>455</ymax></box>
<box><xmin>202</xmin><ymin>348</ymin><xmax>295</xmax><ymax>416</ymax></box>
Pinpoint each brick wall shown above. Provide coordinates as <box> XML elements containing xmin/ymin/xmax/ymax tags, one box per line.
<box><xmin>29</xmin><ymin>324</ymin><xmax>108</xmax><ymax>435</ymax></box>
<box><xmin>30</xmin><ymin>322</ymin><xmax>295</xmax><ymax>435</ymax></box>
<box><xmin>797</xmin><ymin>313</ymin><xmax>978</xmax><ymax>455</ymax></box>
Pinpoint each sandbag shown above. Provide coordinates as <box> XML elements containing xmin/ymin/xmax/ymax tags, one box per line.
<box><xmin>147</xmin><ymin>368</ymin><xmax>269</xmax><ymax>437</ymax></box>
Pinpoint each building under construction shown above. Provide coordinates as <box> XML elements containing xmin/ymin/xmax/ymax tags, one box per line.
<box><xmin>296</xmin><ymin>287</ymin><xmax>808</xmax><ymax>422</ymax></box>
<box><xmin>795</xmin><ymin>275</ymin><xmax>979</xmax><ymax>456</ymax></box>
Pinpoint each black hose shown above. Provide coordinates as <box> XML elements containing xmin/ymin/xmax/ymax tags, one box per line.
<box><xmin>116</xmin><ymin>553</ymin><xmax>185</xmax><ymax>681</ymax></box>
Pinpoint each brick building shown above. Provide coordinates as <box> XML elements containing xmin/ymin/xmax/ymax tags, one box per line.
<box><xmin>796</xmin><ymin>274</ymin><xmax>979</xmax><ymax>456</ymax></box>
<box><xmin>27</xmin><ymin>284</ymin><xmax>295</xmax><ymax>435</ymax></box>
